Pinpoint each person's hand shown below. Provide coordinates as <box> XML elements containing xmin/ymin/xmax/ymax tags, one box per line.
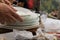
<box><xmin>0</xmin><ymin>3</ymin><xmax>23</xmax><ymax>24</ymax></box>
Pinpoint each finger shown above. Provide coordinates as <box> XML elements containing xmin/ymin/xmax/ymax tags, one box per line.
<box><xmin>5</xmin><ymin>13</ymin><xmax>17</xmax><ymax>23</ymax></box>
<box><xmin>3</xmin><ymin>0</ymin><xmax>11</xmax><ymax>5</ymax></box>
<box><xmin>4</xmin><ymin>15</ymin><xmax>13</xmax><ymax>24</ymax></box>
<box><xmin>11</xmin><ymin>13</ymin><xmax>23</xmax><ymax>22</ymax></box>
<box><xmin>5</xmin><ymin>15</ymin><xmax>16</xmax><ymax>24</ymax></box>
<box><xmin>0</xmin><ymin>13</ymin><xmax>8</xmax><ymax>24</ymax></box>
<box><xmin>0</xmin><ymin>12</ymin><xmax>16</xmax><ymax>24</ymax></box>
<box><xmin>0</xmin><ymin>0</ymin><xmax>4</xmax><ymax>3</ymax></box>
<box><xmin>9</xmin><ymin>5</ymin><xmax>17</xmax><ymax>12</ymax></box>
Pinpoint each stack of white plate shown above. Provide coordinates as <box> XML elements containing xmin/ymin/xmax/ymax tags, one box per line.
<box><xmin>4</xmin><ymin>7</ymin><xmax>40</xmax><ymax>29</ymax></box>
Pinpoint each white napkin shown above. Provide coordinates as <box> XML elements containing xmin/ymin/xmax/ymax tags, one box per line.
<box><xmin>14</xmin><ymin>30</ymin><xmax>33</xmax><ymax>40</ymax></box>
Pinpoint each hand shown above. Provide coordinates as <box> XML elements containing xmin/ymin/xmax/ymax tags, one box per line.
<box><xmin>0</xmin><ymin>3</ymin><xmax>23</xmax><ymax>24</ymax></box>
